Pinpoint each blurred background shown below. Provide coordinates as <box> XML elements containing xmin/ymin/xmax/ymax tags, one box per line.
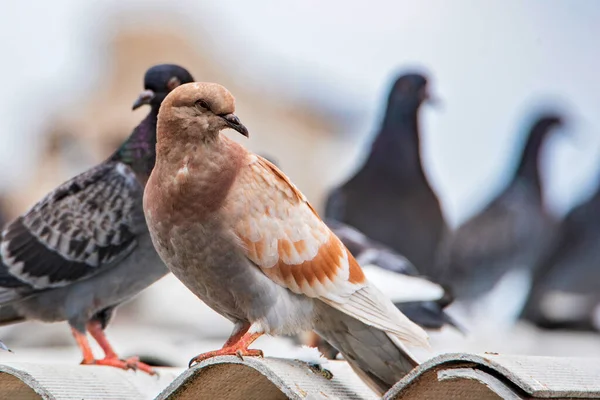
<box><xmin>1</xmin><ymin>0</ymin><xmax>600</xmax><ymax>368</ymax></box>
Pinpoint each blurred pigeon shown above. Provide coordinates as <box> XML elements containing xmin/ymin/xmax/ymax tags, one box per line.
<box><xmin>325</xmin><ymin>73</ymin><xmax>447</xmax><ymax>276</ymax></box>
<box><xmin>144</xmin><ymin>82</ymin><xmax>430</xmax><ymax>395</ymax></box>
<box><xmin>437</xmin><ymin>114</ymin><xmax>563</xmax><ymax>328</ymax></box>
<box><xmin>523</xmin><ymin>179</ymin><xmax>600</xmax><ymax>330</ymax></box>
<box><xmin>0</xmin><ymin>64</ymin><xmax>194</xmax><ymax>372</ymax></box>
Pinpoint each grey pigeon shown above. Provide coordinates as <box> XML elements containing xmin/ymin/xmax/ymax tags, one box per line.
<box><xmin>325</xmin><ymin>73</ymin><xmax>447</xmax><ymax>276</ymax></box>
<box><xmin>0</xmin><ymin>64</ymin><xmax>194</xmax><ymax>372</ymax></box>
<box><xmin>437</xmin><ymin>114</ymin><xmax>563</xmax><ymax>328</ymax></box>
<box><xmin>523</xmin><ymin>179</ymin><xmax>600</xmax><ymax>330</ymax></box>
<box><xmin>144</xmin><ymin>82</ymin><xmax>430</xmax><ymax>396</ymax></box>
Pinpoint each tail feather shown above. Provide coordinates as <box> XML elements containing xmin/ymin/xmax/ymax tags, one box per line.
<box><xmin>0</xmin><ymin>289</ymin><xmax>23</xmax><ymax>305</ymax></box>
<box><xmin>321</xmin><ymin>283</ymin><xmax>430</xmax><ymax>348</ymax></box>
<box><xmin>0</xmin><ymin>304</ymin><xmax>25</xmax><ymax>326</ymax></box>
<box><xmin>315</xmin><ymin>303</ymin><xmax>420</xmax><ymax>396</ymax></box>
<box><xmin>0</xmin><ymin>258</ymin><xmax>31</xmax><ymax>305</ymax></box>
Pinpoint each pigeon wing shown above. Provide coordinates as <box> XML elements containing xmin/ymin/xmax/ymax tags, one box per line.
<box><xmin>230</xmin><ymin>155</ymin><xmax>428</xmax><ymax>347</ymax></box>
<box><xmin>0</xmin><ymin>162</ymin><xmax>143</xmax><ymax>293</ymax></box>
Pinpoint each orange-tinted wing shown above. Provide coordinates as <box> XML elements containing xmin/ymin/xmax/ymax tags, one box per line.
<box><xmin>231</xmin><ymin>154</ymin><xmax>367</xmax><ymax>303</ymax></box>
<box><xmin>230</xmin><ymin>154</ymin><xmax>429</xmax><ymax>347</ymax></box>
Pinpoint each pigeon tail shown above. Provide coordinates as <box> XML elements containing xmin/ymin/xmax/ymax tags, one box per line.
<box><xmin>0</xmin><ymin>289</ymin><xmax>24</xmax><ymax>305</ymax></box>
<box><xmin>0</xmin><ymin>304</ymin><xmax>25</xmax><ymax>326</ymax></box>
<box><xmin>315</xmin><ymin>303</ymin><xmax>421</xmax><ymax>395</ymax></box>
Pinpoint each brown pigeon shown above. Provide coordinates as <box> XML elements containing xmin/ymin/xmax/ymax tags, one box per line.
<box><xmin>144</xmin><ymin>82</ymin><xmax>429</xmax><ymax>395</ymax></box>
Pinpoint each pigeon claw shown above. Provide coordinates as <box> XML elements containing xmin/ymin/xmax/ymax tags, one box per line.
<box><xmin>235</xmin><ymin>348</ymin><xmax>263</xmax><ymax>361</ymax></box>
<box><xmin>188</xmin><ymin>347</ymin><xmax>264</xmax><ymax>367</ymax></box>
<box><xmin>123</xmin><ymin>356</ymin><xmax>158</xmax><ymax>376</ymax></box>
<box><xmin>189</xmin><ymin>328</ymin><xmax>264</xmax><ymax>367</ymax></box>
<box><xmin>81</xmin><ymin>356</ymin><xmax>157</xmax><ymax>375</ymax></box>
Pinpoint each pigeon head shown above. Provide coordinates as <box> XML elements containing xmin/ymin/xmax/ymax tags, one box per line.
<box><xmin>514</xmin><ymin>112</ymin><xmax>565</xmax><ymax>188</ymax></box>
<box><xmin>132</xmin><ymin>64</ymin><xmax>195</xmax><ymax>110</ymax></box>
<box><xmin>386</xmin><ymin>73</ymin><xmax>431</xmax><ymax>114</ymax></box>
<box><xmin>523</xmin><ymin>112</ymin><xmax>565</xmax><ymax>151</ymax></box>
<box><xmin>531</xmin><ymin>114</ymin><xmax>563</xmax><ymax>134</ymax></box>
<box><xmin>159</xmin><ymin>82</ymin><xmax>249</xmax><ymax>140</ymax></box>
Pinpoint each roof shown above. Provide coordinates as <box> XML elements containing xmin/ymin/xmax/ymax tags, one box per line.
<box><xmin>2</xmin><ymin>353</ymin><xmax>600</xmax><ymax>399</ymax></box>
<box><xmin>386</xmin><ymin>352</ymin><xmax>600</xmax><ymax>399</ymax></box>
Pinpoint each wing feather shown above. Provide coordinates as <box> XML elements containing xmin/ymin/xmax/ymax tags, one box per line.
<box><xmin>0</xmin><ymin>162</ymin><xmax>143</xmax><ymax>292</ymax></box>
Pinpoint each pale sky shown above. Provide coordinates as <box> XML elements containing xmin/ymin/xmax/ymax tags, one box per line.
<box><xmin>0</xmin><ymin>0</ymin><xmax>598</xmax><ymax>225</ymax></box>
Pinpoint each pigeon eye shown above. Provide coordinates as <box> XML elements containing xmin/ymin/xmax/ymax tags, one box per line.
<box><xmin>167</xmin><ymin>76</ymin><xmax>181</xmax><ymax>92</ymax></box>
<box><xmin>195</xmin><ymin>99</ymin><xmax>210</xmax><ymax>110</ymax></box>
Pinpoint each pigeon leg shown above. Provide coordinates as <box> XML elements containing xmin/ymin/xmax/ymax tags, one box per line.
<box><xmin>86</xmin><ymin>320</ymin><xmax>118</xmax><ymax>359</ymax></box>
<box><xmin>85</xmin><ymin>321</ymin><xmax>156</xmax><ymax>375</ymax></box>
<box><xmin>72</xmin><ymin>327</ymin><xmax>131</xmax><ymax>371</ymax></box>
<box><xmin>305</xmin><ymin>331</ymin><xmax>321</xmax><ymax>348</ymax></box>
<box><xmin>189</xmin><ymin>323</ymin><xmax>263</xmax><ymax>367</ymax></box>
<box><xmin>71</xmin><ymin>327</ymin><xmax>96</xmax><ymax>364</ymax></box>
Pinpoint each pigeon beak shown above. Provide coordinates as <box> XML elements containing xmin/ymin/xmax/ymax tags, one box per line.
<box><xmin>221</xmin><ymin>113</ymin><xmax>249</xmax><ymax>137</ymax></box>
<box><xmin>427</xmin><ymin>94</ymin><xmax>442</xmax><ymax>108</ymax></box>
<box><xmin>421</xmin><ymin>89</ymin><xmax>442</xmax><ymax>109</ymax></box>
<box><xmin>132</xmin><ymin>89</ymin><xmax>155</xmax><ymax>110</ymax></box>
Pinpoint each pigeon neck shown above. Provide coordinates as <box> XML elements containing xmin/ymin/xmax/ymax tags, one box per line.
<box><xmin>513</xmin><ymin>126</ymin><xmax>546</xmax><ymax>196</ymax></box>
<box><xmin>154</xmin><ymin>134</ymin><xmax>244</xmax><ymax>221</ymax></box>
<box><xmin>381</xmin><ymin>106</ymin><xmax>419</xmax><ymax>132</ymax></box>
<box><xmin>110</xmin><ymin>106</ymin><xmax>159</xmax><ymax>182</ymax></box>
<box><xmin>363</xmin><ymin>111</ymin><xmax>425</xmax><ymax>180</ymax></box>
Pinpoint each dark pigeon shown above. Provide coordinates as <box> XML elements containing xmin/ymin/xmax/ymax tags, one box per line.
<box><xmin>0</xmin><ymin>64</ymin><xmax>194</xmax><ymax>372</ymax></box>
<box><xmin>523</xmin><ymin>178</ymin><xmax>600</xmax><ymax>330</ymax></box>
<box><xmin>437</xmin><ymin>114</ymin><xmax>563</xmax><ymax>328</ymax></box>
<box><xmin>325</xmin><ymin>73</ymin><xmax>447</xmax><ymax>276</ymax></box>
